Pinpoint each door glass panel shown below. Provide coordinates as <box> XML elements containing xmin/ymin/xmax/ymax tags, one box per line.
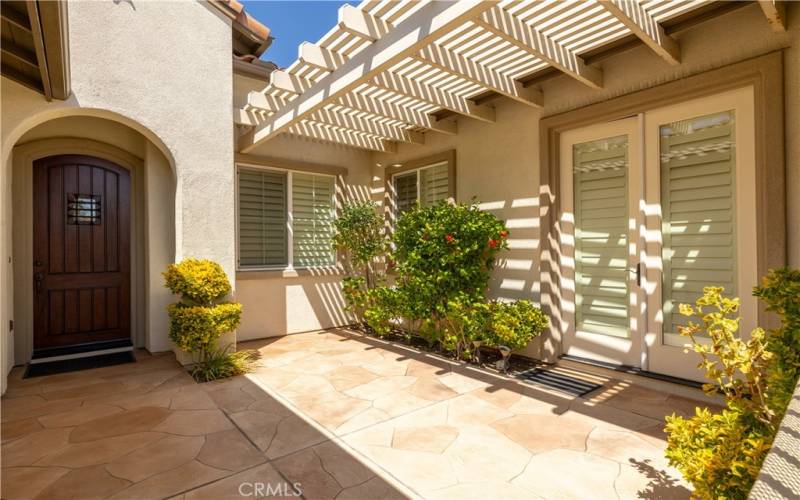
<box><xmin>660</xmin><ymin>110</ymin><xmax>736</xmax><ymax>346</ymax></box>
<box><xmin>573</xmin><ymin>135</ymin><xmax>630</xmax><ymax>338</ymax></box>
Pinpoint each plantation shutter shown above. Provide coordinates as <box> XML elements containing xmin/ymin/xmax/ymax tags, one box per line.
<box><xmin>660</xmin><ymin>110</ymin><xmax>736</xmax><ymax>339</ymax></box>
<box><xmin>394</xmin><ymin>172</ymin><xmax>417</xmax><ymax>215</ymax></box>
<box><xmin>573</xmin><ymin>135</ymin><xmax>630</xmax><ymax>338</ymax></box>
<box><xmin>419</xmin><ymin>161</ymin><xmax>450</xmax><ymax>206</ymax></box>
<box><xmin>238</xmin><ymin>169</ymin><xmax>287</xmax><ymax>267</ymax></box>
<box><xmin>293</xmin><ymin>173</ymin><xmax>335</xmax><ymax>267</ymax></box>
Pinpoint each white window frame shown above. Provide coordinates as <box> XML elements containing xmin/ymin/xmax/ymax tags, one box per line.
<box><xmin>236</xmin><ymin>163</ymin><xmax>337</xmax><ymax>272</ymax></box>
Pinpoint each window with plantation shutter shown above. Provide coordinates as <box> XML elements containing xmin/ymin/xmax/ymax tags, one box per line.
<box><xmin>392</xmin><ymin>160</ymin><xmax>452</xmax><ymax>219</ymax></box>
<box><xmin>292</xmin><ymin>173</ymin><xmax>335</xmax><ymax>267</ymax></box>
<box><xmin>238</xmin><ymin>169</ymin><xmax>288</xmax><ymax>268</ymax></box>
<box><xmin>660</xmin><ymin>110</ymin><xmax>737</xmax><ymax>343</ymax></box>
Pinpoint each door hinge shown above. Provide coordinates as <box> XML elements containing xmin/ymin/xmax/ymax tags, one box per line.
<box><xmin>636</xmin><ymin>263</ymin><xmax>642</xmax><ymax>287</ymax></box>
<box><xmin>9</xmin><ymin>320</ymin><xmax>13</xmax><ymax>332</ymax></box>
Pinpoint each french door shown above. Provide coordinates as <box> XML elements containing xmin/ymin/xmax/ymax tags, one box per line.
<box><xmin>560</xmin><ymin>87</ymin><xmax>757</xmax><ymax>382</ymax></box>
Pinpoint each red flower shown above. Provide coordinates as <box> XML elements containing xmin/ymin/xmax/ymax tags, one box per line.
<box><xmin>445</xmin><ymin>234</ymin><xmax>455</xmax><ymax>243</ymax></box>
<box><xmin>500</xmin><ymin>230</ymin><xmax>509</xmax><ymax>239</ymax></box>
<box><xmin>488</xmin><ymin>238</ymin><xmax>498</xmax><ymax>248</ymax></box>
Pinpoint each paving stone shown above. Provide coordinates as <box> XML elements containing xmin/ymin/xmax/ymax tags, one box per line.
<box><xmin>35</xmin><ymin>465</ymin><xmax>131</xmax><ymax>500</ymax></box>
<box><xmin>36</xmin><ymin>432</ymin><xmax>165</xmax><ymax>468</ymax></box>
<box><xmin>0</xmin><ymin>466</ymin><xmax>70</xmax><ymax>500</ymax></box>
<box><xmin>182</xmin><ymin>463</ymin><xmax>291</xmax><ymax>500</ymax></box>
<box><xmin>153</xmin><ymin>409</ymin><xmax>234</xmax><ymax>436</ymax></box>
<box><xmin>1</xmin><ymin>417</ymin><xmax>43</xmax><ymax>443</ymax></box>
<box><xmin>38</xmin><ymin>403</ymin><xmax>123</xmax><ymax>428</ymax></box>
<box><xmin>512</xmin><ymin>449</ymin><xmax>620</xmax><ymax>500</ymax></box>
<box><xmin>196</xmin><ymin>429</ymin><xmax>265</xmax><ymax>472</ymax></box>
<box><xmin>392</xmin><ymin>425</ymin><xmax>459</xmax><ymax>454</ymax></box>
<box><xmin>106</xmin><ymin>435</ymin><xmax>204</xmax><ymax>482</ymax></box>
<box><xmin>107</xmin><ymin>460</ymin><xmax>229</xmax><ymax>500</ymax></box>
<box><xmin>69</xmin><ymin>406</ymin><xmax>171</xmax><ymax>443</ymax></box>
<box><xmin>2</xmin><ymin>428</ymin><xmax>72</xmax><ymax>466</ymax></box>
<box><xmin>491</xmin><ymin>413</ymin><xmax>595</xmax><ymax>454</ymax></box>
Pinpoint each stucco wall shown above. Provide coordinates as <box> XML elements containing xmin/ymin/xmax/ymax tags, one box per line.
<box><xmin>0</xmin><ymin>0</ymin><xmax>232</xmax><ymax>391</ymax></box>
<box><xmin>235</xmin><ymin>134</ymin><xmax>375</xmax><ymax>340</ymax></box>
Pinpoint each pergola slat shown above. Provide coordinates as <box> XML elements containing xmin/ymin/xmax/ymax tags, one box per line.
<box><xmin>475</xmin><ymin>7</ymin><xmax>603</xmax><ymax>89</ymax></box>
<box><xmin>371</xmin><ymin>71</ymin><xmax>495</xmax><ymax>123</ymax></box>
<box><xmin>244</xmin><ymin>91</ymin><xmax>284</xmax><ymax>113</ymax></box>
<box><xmin>415</xmin><ymin>44</ymin><xmax>543</xmax><ymax>108</ymax></box>
<box><xmin>600</xmin><ymin>0</ymin><xmax>680</xmax><ymax>65</ymax></box>
<box><xmin>291</xmin><ymin>119</ymin><xmax>397</xmax><ymax>153</ymax></box>
<box><xmin>339</xmin><ymin>92</ymin><xmax>457</xmax><ymax>135</ymax></box>
<box><xmin>757</xmin><ymin>1</ymin><xmax>786</xmax><ymax>32</ymax></box>
<box><xmin>239</xmin><ymin>0</ymin><xmax>492</xmax><ymax>153</ymax></box>
<box><xmin>311</xmin><ymin>107</ymin><xmax>424</xmax><ymax>144</ymax></box>
<box><xmin>269</xmin><ymin>70</ymin><xmax>315</xmax><ymax>95</ymax></box>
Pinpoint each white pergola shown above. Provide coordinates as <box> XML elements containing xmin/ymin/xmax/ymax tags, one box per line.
<box><xmin>238</xmin><ymin>0</ymin><xmax>783</xmax><ymax>154</ymax></box>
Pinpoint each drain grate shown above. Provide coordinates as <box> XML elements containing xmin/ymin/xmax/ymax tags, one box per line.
<box><xmin>516</xmin><ymin>367</ymin><xmax>604</xmax><ymax>397</ymax></box>
<box><xmin>24</xmin><ymin>351</ymin><xmax>136</xmax><ymax>378</ymax></box>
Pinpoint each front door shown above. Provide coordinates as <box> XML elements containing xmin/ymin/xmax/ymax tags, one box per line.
<box><xmin>33</xmin><ymin>155</ymin><xmax>131</xmax><ymax>354</ymax></box>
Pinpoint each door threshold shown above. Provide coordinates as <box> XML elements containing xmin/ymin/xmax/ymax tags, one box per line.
<box><xmin>31</xmin><ymin>340</ymin><xmax>133</xmax><ymax>364</ymax></box>
<box><xmin>559</xmin><ymin>354</ymin><xmax>704</xmax><ymax>389</ymax></box>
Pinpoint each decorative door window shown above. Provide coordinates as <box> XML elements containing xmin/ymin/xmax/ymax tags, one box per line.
<box><xmin>67</xmin><ymin>194</ymin><xmax>101</xmax><ymax>225</ymax></box>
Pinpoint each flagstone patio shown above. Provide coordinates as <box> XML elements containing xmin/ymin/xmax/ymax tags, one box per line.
<box><xmin>2</xmin><ymin>329</ymin><xmax>713</xmax><ymax>499</ymax></box>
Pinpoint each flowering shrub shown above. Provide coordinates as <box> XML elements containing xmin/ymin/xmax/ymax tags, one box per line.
<box><xmin>665</xmin><ymin>269</ymin><xmax>800</xmax><ymax>498</ymax></box>
<box><xmin>392</xmin><ymin>201</ymin><xmax>508</xmax><ymax>327</ymax></box>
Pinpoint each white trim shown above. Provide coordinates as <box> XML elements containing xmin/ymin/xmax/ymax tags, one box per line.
<box><xmin>29</xmin><ymin>346</ymin><xmax>133</xmax><ymax>364</ymax></box>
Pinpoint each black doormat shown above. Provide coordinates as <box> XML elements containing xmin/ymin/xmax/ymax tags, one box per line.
<box><xmin>516</xmin><ymin>367</ymin><xmax>604</xmax><ymax>397</ymax></box>
<box><xmin>24</xmin><ymin>351</ymin><xmax>136</xmax><ymax>378</ymax></box>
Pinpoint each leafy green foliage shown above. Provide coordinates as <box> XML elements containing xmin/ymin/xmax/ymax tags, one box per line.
<box><xmin>167</xmin><ymin>302</ymin><xmax>242</xmax><ymax>353</ymax></box>
<box><xmin>164</xmin><ymin>258</ymin><xmax>246</xmax><ymax>381</ymax></box>
<box><xmin>333</xmin><ymin>201</ymin><xmax>387</xmax><ymax>288</ymax></box>
<box><xmin>191</xmin><ymin>345</ymin><xmax>259</xmax><ymax>383</ymax></box>
<box><xmin>363</xmin><ymin>286</ymin><xmax>404</xmax><ymax>336</ymax></box>
<box><xmin>392</xmin><ymin>201</ymin><xmax>508</xmax><ymax>325</ymax></box>
<box><xmin>484</xmin><ymin>300</ymin><xmax>549</xmax><ymax>351</ymax></box>
<box><xmin>163</xmin><ymin>258</ymin><xmax>231</xmax><ymax>305</ymax></box>
<box><xmin>443</xmin><ymin>295</ymin><xmax>491</xmax><ymax>359</ymax></box>
<box><xmin>665</xmin><ymin>269</ymin><xmax>800</xmax><ymax>498</ymax></box>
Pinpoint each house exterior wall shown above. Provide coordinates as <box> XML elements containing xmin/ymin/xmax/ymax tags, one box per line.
<box><xmin>0</xmin><ymin>1</ymin><xmax>232</xmax><ymax>392</ymax></box>
<box><xmin>372</xmin><ymin>2</ymin><xmax>800</xmax><ymax>358</ymax></box>
<box><xmin>235</xmin><ymin>134</ymin><xmax>375</xmax><ymax>340</ymax></box>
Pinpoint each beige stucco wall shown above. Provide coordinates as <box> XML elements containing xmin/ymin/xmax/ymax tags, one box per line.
<box><xmin>0</xmin><ymin>1</ymin><xmax>232</xmax><ymax>391</ymax></box>
<box><xmin>235</xmin><ymin>134</ymin><xmax>375</xmax><ymax>340</ymax></box>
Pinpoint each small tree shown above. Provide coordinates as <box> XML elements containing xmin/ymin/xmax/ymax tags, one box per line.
<box><xmin>333</xmin><ymin>201</ymin><xmax>386</xmax><ymax>289</ymax></box>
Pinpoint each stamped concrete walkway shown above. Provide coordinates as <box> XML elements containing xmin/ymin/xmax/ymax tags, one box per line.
<box><xmin>2</xmin><ymin>329</ymin><xmax>710</xmax><ymax>499</ymax></box>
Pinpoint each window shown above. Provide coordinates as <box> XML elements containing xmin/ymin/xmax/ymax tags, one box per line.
<box><xmin>238</xmin><ymin>167</ymin><xmax>335</xmax><ymax>269</ymax></box>
<box><xmin>392</xmin><ymin>160</ymin><xmax>452</xmax><ymax>217</ymax></box>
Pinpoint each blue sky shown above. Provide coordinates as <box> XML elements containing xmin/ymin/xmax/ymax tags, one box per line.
<box><xmin>242</xmin><ymin>1</ymin><xmax>351</xmax><ymax>69</ymax></box>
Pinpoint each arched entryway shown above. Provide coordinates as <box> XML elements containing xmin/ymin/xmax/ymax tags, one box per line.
<box><xmin>7</xmin><ymin>113</ymin><xmax>177</xmax><ymax>366</ymax></box>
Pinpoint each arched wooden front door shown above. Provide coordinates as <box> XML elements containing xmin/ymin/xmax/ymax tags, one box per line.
<box><xmin>32</xmin><ymin>155</ymin><xmax>131</xmax><ymax>354</ymax></box>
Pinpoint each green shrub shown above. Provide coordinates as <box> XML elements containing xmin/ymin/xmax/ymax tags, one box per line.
<box><xmin>363</xmin><ymin>286</ymin><xmax>403</xmax><ymax>336</ymax></box>
<box><xmin>164</xmin><ymin>258</ymin><xmax>248</xmax><ymax>382</ymax></box>
<box><xmin>167</xmin><ymin>302</ymin><xmax>242</xmax><ymax>353</ymax></box>
<box><xmin>333</xmin><ymin>201</ymin><xmax>387</xmax><ymax>288</ymax></box>
<box><xmin>665</xmin><ymin>269</ymin><xmax>800</xmax><ymax>498</ymax></box>
<box><xmin>392</xmin><ymin>201</ymin><xmax>508</xmax><ymax>331</ymax></box>
<box><xmin>483</xmin><ymin>300</ymin><xmax>549</xmax><ymax>351</ymax></box>
<box><xmin>163</xmin><ymin>258</ymin><xmax>231</xmax><ymax>305</ymax></box>
<box><xmin>191</xmin><ymin>345</ymin><xmax>259</xmax><ymax>383</ymax></box>
<box><xmin>342</xmin><ymin>276</ymin><xmax>370</xmax><ymax>325</ymax></box>
<box><xmin>443</xmin><ymin>295</ymin><xmax>491</xmax><ymax>360</ymax></box>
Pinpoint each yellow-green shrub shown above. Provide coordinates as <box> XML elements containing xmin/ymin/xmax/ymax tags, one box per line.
<box><xmin>167</xmin><ymin>302</ymin><xmax>242</xmax><ymax>353</ymax></box>
<box><xmin>163</xmin><ymin>258</ymin><xmax>231</xmax><ymax>305</ymax></box>
<box><xmin>665</xmin><ymin>269</ymin><xmax>800</xmax><ymax>498</ymax></box>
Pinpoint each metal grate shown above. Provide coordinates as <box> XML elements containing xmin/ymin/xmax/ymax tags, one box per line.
<box><xmin>67</xmin><ymin>194</ymin><xmax>101</xmax><ymax>225</ymax></box>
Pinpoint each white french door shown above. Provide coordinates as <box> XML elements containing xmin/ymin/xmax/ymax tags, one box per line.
<box><xmin>560</xmin><ymin>87</ymin><xmax>758</xmax><ymax>382</ymax></box>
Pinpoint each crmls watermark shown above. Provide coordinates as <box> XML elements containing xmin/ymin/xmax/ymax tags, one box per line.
<box><xmin>238</xmin><ymin>482</ymin><xmax>303</xmax><ymax>497</ymax></box>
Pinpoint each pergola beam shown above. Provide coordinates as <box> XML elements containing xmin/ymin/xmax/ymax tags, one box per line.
<box><xmin>757</xmin><ymin>1</ymin><xmax>786</xmax><ymax>32</ymax></box>
<box><xmin>269</xmin><ymin>69</ymin><xmax>314</xmax><ymax>95</ymax></box>
<box><xmin>476</xmin><ymin>7</ymin><xmax>603</xmax><ymax>89</ymax></box>
<box><xmin>290</xmin><ymin>120</ymin><xmax>397</xmax><ymax>153</ymax></box>
<box><xmin>371</xmin><ymin>71</ymin><xmax>495</xmax><ymax>123</ymax></box>
<box><xmin>239</xmin><ymin>0</ymin><xmax>492</xmax><ymax>153</ymax></box>
<box><xmin>299</xmin><ymin>42</ymin><xmax>347</xmax><ymax>71</ymax></box>
<box><xmin>600</xmin><ymin>0</ymin><xmax>680</xmax><ymax>65</ymax></box>
<box><xmin>339</xmin><ymin>92</ymin><xmax>457</xmax><ymax>135</ymax></box>
<box><xmin>311</xmin><ymin>107</ymin><xmax>424</xmax><ymax>145</ymax></box>
<box><xmin>26</xmin><ymin>0</ymin><xmax>52</xmax><ymax>101</ymax></box>
<box><xmin>415</xmin><ymin>44</ymin><xmax>543</xmax><ymax>108</ymax></box>
<box><xmin>244</xmin><ymin>91</ymin><xmax>284</xmax><ymax>113</ymax></box>
<box><xmin>338</xmin><ymin>4</ymin><xmax>390</xmax><ymax>41</ymax></box>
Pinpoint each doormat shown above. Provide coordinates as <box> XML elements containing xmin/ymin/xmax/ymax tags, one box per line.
<box><xmin>24</xmin><ymin>351</ymin><xmax>136</xmax><ymax>379</ymax></box>
<box><xmin>516</xmin><ymin>367</ymin><xmax>604</xmax><ymax>397</ymax></box>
